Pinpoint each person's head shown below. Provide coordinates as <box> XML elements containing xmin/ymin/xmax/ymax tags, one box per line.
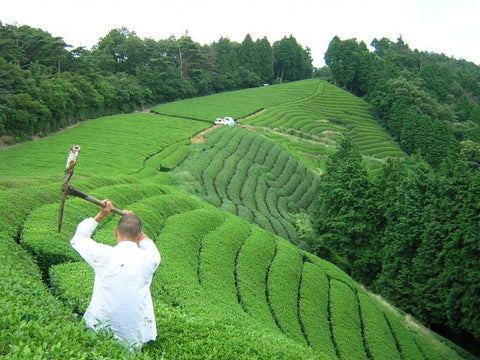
<box><xmin>114</xmin><ymin>214</ymin><xmax>142</xmax><ymax>243</ymax></box>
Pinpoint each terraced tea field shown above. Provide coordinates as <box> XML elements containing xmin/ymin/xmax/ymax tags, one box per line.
<box><xmin>153</xmin><ymin>79</ymin><xmax>404</xmax><ymax>176</ymax></box>
<box><xmin>151</xmin><ymin>79</ymin><xmax>320</xmax><ymax>121</ymax></box>
<box><xmin>175</xmin><ymin>126</ymin><xmax>320</xmax><ymax>244</ymax></box>
<box><xmin>242</xmin><ymin>80</ymin><xmax>406</xmax><ymax>175</ymax></box>
<box><xmin>3</xmin><ymin>179</ymin><xmax>464</xmax><ymax>359</ymax></box>
<box><xmin>0</xmin><ymin>83</ymin><xmax>467</xmax><ymax>359</ymax></box>
<box><xmin>0</xmin><ymin>113</ymin><xmax>209</xmax><ymax>178</ymax></box>
<box><xmin>167</xmin><ymin>79</ymin><xmax>404</xmax><ymax>242</ymax></box>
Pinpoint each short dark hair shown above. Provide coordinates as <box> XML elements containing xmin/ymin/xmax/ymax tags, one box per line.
<box><xmin>117</xmin><ymin>214</ymin><xmax>142</xmax><ymax>240</ymax></box>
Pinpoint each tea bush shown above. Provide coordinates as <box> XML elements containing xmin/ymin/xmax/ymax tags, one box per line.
<box><xmin>358</xmin><ymin>293</ymin><xmax>401</xmax><ymax>360</ymax></box>
<box><xmin>0</xmin><ymin>113</ymin><xmax>208</xmax><ymax>177</ymax></box>
<box><xmin>329</xmin><ymin>279</ymin><xmax>367</xmax><ymax>360</ymax></box>
<box><xmin>0</xmin><ymin>236</ymin><xmax>134</xmax><ymax>359</ymax></box>
<box><xmin>236</xmin><ymin>227</ymin><xmax>278</xmax><ymax>329</ymax></box>
<box><xmin>199</xmin><ymin>216</ymin><xmax>250</xmax><ymax>306</ymax></box>
<box><xmin>21</xmin><ymin>183</ymin><xmax>168</xmax><ymax>274</ymax></box>
<box><xmin>299</xmin><ymin>262</ymin><xmax>337</xmax><ymax>357</ymax></box>
<box><xmin>176</xmin><ymin>126</ymin><xmax>320</xmax><ymax>243</ymax></box>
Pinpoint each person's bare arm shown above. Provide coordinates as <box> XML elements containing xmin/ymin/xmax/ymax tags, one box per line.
<box><xmin>94</xmin><ymin>199</ymin><xmax>113</xmax><ymax>223</ymax></box>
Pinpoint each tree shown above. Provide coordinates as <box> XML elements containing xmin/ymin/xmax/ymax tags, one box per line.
<box><xmin>273</xmin><ymin>35</ymin><xmax>312</xmax><ymax>82</ymax></box>
<box><xmin>324</xmin><ymin>36</ymin><xmax>373</xmax><ymax>95</ymax></box>
<box><xmin>312</xmin><ymin>138</ymin><xmax>381</xmax><ymax>284</ymax></box>
<box><xmin>375</xmin><ymin>158</ymin><xmax>436</xmax><ymax>313</ymax></box>
<box><xmin>255</xmin><ymin>37</ymin><xmax>274</xmax><ymax>83</ymax></box>
<box><xmin>238</xmin><ymin>34</ymin><xmax>260</xmax><ymax>87</ymax></box>
<box><xmin>211</xmin><ymin>37</ymin><xmax>241</xmax><ymax>91</ymax></box>
<box><xmin>239</xmin><ymin>34</ymin><xmax>257</xmax><ymax>74</ymax></box>
<box><xmin>94</xmin><ymin>27</ymin><xmax>144</xmax><ymax>74</ymax></box>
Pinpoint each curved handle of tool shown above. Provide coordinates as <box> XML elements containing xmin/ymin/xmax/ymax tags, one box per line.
<box><xmin>67</xmin><ymin>185</ymin><xmax>127</xmax><ymax>216</ymax></box>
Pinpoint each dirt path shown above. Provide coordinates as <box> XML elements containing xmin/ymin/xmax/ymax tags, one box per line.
<box><xmin>191</xmin><ymin>125</ymin><xmax>221</xmax><ymax>143</ymax></box>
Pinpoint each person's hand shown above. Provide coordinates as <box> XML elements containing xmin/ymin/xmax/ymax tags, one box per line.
<box><xmin>94</xmin><ymin>199</ymin><xmax>113</xmax><ymax>222</ymax></box>
<box><xmin>101</xmin><ymin>199</ymin><xmax>113</xmax><ymax>214</ymax></box>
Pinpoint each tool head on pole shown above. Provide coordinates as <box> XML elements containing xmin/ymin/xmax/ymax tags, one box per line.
<box><xmin>65</xmin><ymin>145</ymin><xmax>81</xmax><ymax>176</ymax></box>
<box><xmin>58</xmin><ymin>145</ymin><xmax>81</xmax><ymax>232</ymax></box>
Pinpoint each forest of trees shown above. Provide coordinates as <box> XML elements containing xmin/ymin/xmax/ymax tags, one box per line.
<box><xmin>0</xmin><ymin>22</ymin><xmax>313</xmax><ymax>140</ymax></box>
<box><xmin>311</xmin><ymin>36</ymin><xmax>480</xmax><ymax>354</ymax></box>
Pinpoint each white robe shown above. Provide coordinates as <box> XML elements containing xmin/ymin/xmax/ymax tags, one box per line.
<box><xmin>70</xmin><ymin>218</ymin><xmax>160</xmax><ymax>348</ymax></box>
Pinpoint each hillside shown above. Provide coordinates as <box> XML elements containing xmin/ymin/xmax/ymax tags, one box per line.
<box><xmin>158</xmin><ymin>79</ymin><xmax>404</xmax><ymax>243</ymax></box>
<box><xmin>174</xmin><ymin>126</ymin><xmax>320</xmax><ymax>244</ymax></box>
<box><xmin>0</xmin><ymin>82</ymin><xmax>472</xmax><ymax>359</ymax></box>
<box><xmin>153</xmin><ymin>79</ymin><xmax>405</xmax><ymax>176</ymax></box>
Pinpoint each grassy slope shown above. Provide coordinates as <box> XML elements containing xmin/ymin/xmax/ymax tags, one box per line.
<box><xmin>151</xmin><ymin>79</ymin><xmax>320</xmax><ymax>121</ymax></box>
<box><xmin>0</xmin><ymin>87</ymin><xmax>470</xmax><ymax>359</ymax></box>
<box><xmin>0</xmin><ymin>113</ymin><xmax>208</xmax><ymax>178</ymax></box>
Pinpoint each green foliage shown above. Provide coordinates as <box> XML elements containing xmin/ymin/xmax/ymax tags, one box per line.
<box><xmin>309</xmin><ymin>130</ymin><xmax>480</xmax><ymax>354</ymax></box>
<box><xmin>312</xmin><ymin>138</ymin><xmax>382</xmax><ymax>284</ymax></box>
<box><xmin>152</xmin><ymin>78</ymin><xmax>320</xmax><ymax>121</ymax></box>
<box><xmin>325</xmin><ymin>36</ymin><xmax>372</xmax><ymax>95</ymax></box>
<box><xmin>176</xmin><ymin>126</ymin><xmax>320</xmax><ymax>243</ymax></box>
<box><xmin>236</xmin><ymin>227</ymin><xmax>278</xmax><ymax>328</ymax></box>
<box><xmin>0</xmin><ymin>22</ymin><xmax>312</xmax><ymax>139</ymax></box>
<box><xmin>160</xmin><ymin>144</ymin><xmax>190</xmax><ymax>171</ymax></box>
<box><xmin>0</xmin><ymin>236</ymin><xmax>135</xmax><ymax>359</ymax></box>
<box><xmin>326</xmin><ymin>35</ymin><xmax>480</xmax><ymax>168</ymax></box>
<box><xmin>50</xmin><ymin>261</ymin><xmax>93</xmax><ymax>314</ymax></box>
<box><xmin>0</xmin><ymin>67</ymin><xmax>473</xmax><ymax>359</ymax></box>
<box><xmin>200</xmin><ymin>216</ymin><xmax>250</xmax><ymax>306</ymax></box>
<box><xmin>358</xmin><ymin>294</ymin><xmax>401</xmax><ymax>360</ymax></box>
<box><xmin>21</xmin><ymin>183</ymin><xmax>168</xmax><ymax>274</ymax></box>
<box><xmin>299</xmin><ymin>262</ymin><xmax>337</xmax><ymax>357</ymax></box>
<box><xmin>329</xmin><ymin>279</ymin><xmax>368</xmax><ymax>360</ymax></box>
<box><xmin>267</xmin><ymin>241</ymin><xmax>304</xmax><ymax>343</ymax></box>
<box><xmin>273</xmin><ymin>36</ymin><xmax>313</xmax><ymax>82</ymax></box>
<box><xmin>0</xmin><ymin>114</ymin><xmax>207</xmax><ymax>177</ymax></box>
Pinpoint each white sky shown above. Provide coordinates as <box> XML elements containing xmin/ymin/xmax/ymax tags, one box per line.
<box><xmin>2</xmin><ymin>0</ymin><xmax>479</xmax><ymax>67</ymax></box>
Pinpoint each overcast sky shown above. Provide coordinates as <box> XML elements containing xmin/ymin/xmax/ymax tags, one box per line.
<box><xmin>2</xmin><ymin>0</ymin><xmax>479</xmax><ymax>67</ymax></box>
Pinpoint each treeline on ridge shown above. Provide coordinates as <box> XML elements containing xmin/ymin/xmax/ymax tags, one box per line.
<box><xmin>325</xmin><ymin>35</ymin><xmax>480</xmax><ymax>168</ymax></box>
<box><xmin>0</xmin><ymin>22</ymin><xmax>313</xmax><ymax>140</ymax></box>
<box><xmin>311</xmin><ymin>35</ymin><xmax>480</xmax><ymax>354</ymax></box>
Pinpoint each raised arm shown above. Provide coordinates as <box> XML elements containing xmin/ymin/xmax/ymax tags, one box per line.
<box><xmin>94</xmin><ymin>199</ymin><xmax>113</xmax><ymax>222</ymax></box>
<box><xmin>70</xmin><ymin>199</ymin><xmax>113</xmax><ymax>269</ymax></box>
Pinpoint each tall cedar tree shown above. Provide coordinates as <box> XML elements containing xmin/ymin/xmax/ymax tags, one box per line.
<box><xmin>312</xmin><ymin>138</ymin><xmax>381</xmax><ymax>285</ymax></box>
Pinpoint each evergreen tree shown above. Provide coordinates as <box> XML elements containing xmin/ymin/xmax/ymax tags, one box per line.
<box><xmin>324</xmin><ymin>36</ymin><xmax>372</xmax><ymax>95</ymax></box>
<box><xmin>211</xmin><ymin>37</ymin><xmax>240</xmax><ymax>90</ymax></box>
<box><xmin>273</xmin><ymin>35</ymin><xmax>312</xmax><ymax>82</ymax></box>
<box><xmin>255</xmin><ymin>37</ymin><xmax>274</xmax><ymax>83</ymax></box>
<box><xmin>312</xmin><ymin>138</ymin><xmax>381</xmax><ymax>284</ymax></box>
<box><xmin>375</xmin><ymin>157</ymin><xmax>438</xmax><ymax>315</ymax></box>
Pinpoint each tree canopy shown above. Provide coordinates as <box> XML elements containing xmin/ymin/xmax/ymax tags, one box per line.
<box><xmin>316</xmin><ymin>35</ymin><xmax>480</xmax><ymax>355</ymax></box>
<box><xmin>325</xmin><ymin>35</ymin><xmax>480</xmax><ymax>168</ymax></box>
<box><xmin>0</xmin><ymin>23</ymin><xmax>313</xmax><ymax>141</ymax></box>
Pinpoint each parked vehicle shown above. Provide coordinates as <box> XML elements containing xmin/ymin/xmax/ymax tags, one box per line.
<box><xmin>214</xmin><ymin>116</ymin><xmax>236</xmax><ymax>126</ymax></box>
